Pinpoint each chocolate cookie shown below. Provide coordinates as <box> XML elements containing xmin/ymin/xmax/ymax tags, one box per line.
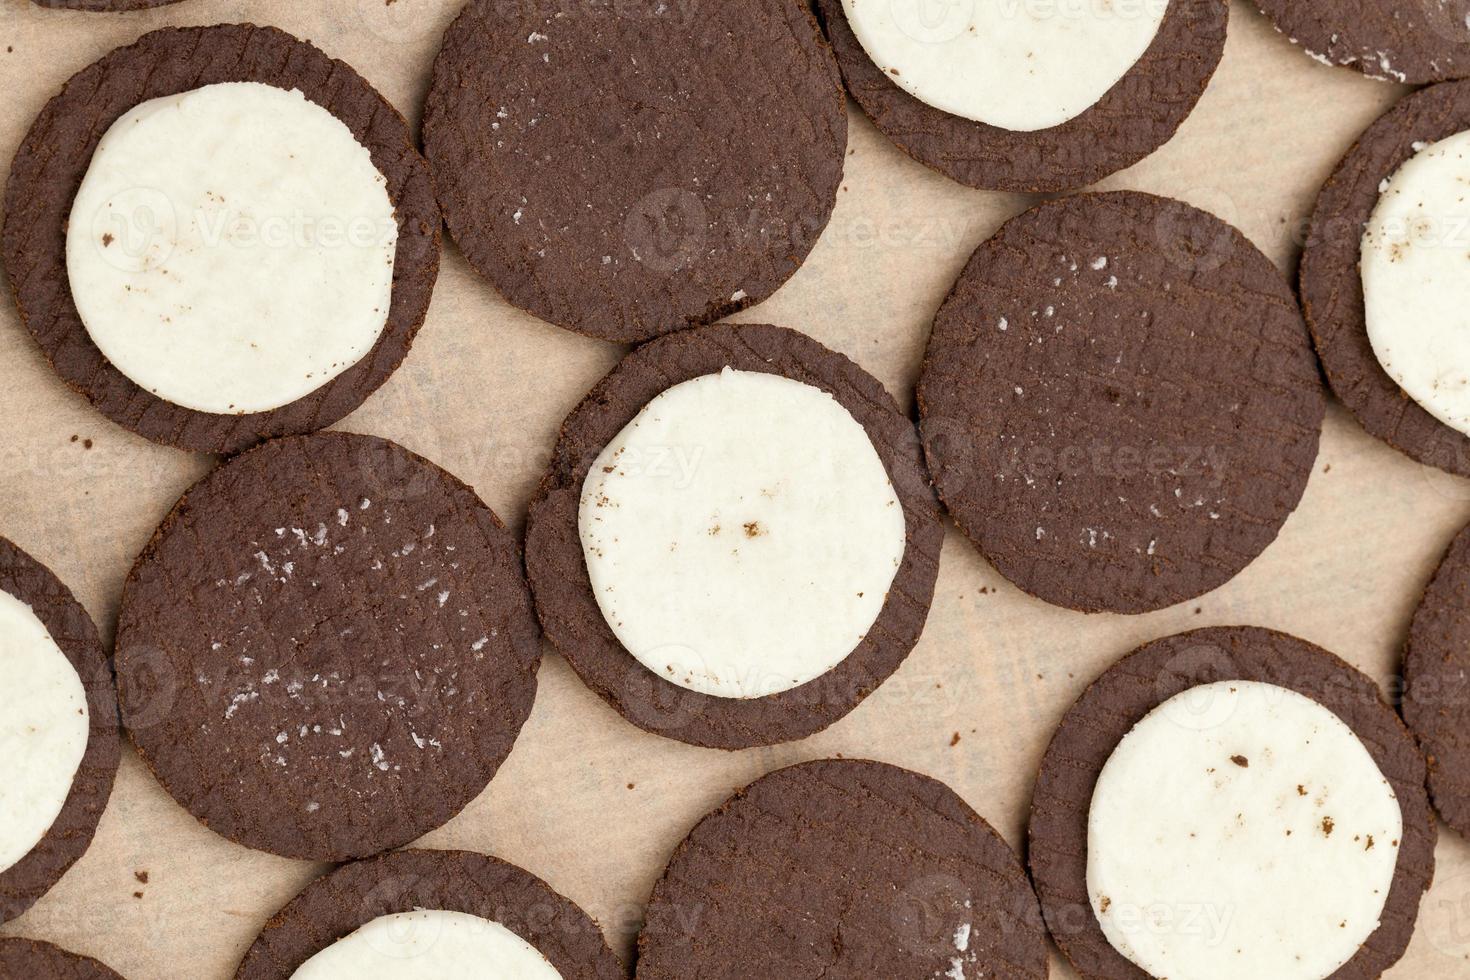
<box><xmin>524</xmin><ymin>323</ymin><xmax>943</xmax><ymax>750</ymax></box>
<box><xmin>0</xmin><ymin>939</ymin><xmax>123</xmax><ymax>980</ymax></box>
<box><xmin>638</xmin><ymin>759</ymin><xmax>1048</xmax><ymax>979</ymax></box>
<box><xmin>1254</xmin><ymin>0</ymin><xmax>1470</xmax><ymax>83</ymax></box>
<box><xmin>114</xmin><ymin>432</ymin><xmax>541</xmax><ymax>862</ymax></box>
<box><xmin>1301</xmin><ymin>80</ymin><xmax>1470</xmax><ymax>476</ymax></box>
<box><xmin>1029</xmin><ymin>626</ymin><xmax>1434</xmax><ymax>980</ymax></box>
<box><xmin>2</xmin><ymin>25</ymin><xmax>440</xmax><ymax>454</ymax></box>
<box><xmin>0</xmin><ymin>538</ymin><xmax>120</xmax><ymax>926</ymax></box>
<box><xmin>422</xmin><ymin>0</ymin><xmax>845</xmax><ymax>343</ymax></box>
<box><xmin>918</xmin><ymin>191</ymin><xmax>1324</xmax><ymax>614</ymax></box>
<box><xmin>813</xmin><ymin>0</ymin><xmax>1226</xmax><ymax>193</ymax></box>
<box><xmin>30</xmin><ymin>0</ymin><xmax>185</xmax><ymax>10</ymax></box>
<box><xmin>236</xmin><ymin>849</ymin><xmax>621</xmax><ymax>980</ymax></box>
<box><xmin>1404</xmin><ymin>520</ymin><xmax>1470</xmax><ymax>838</ymax></box>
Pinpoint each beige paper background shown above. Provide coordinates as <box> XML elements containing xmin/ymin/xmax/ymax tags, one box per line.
<box><xmin>2</xmin><ymin>0</ymin><xmax>1470</xmax><ymax>976</ymax></box>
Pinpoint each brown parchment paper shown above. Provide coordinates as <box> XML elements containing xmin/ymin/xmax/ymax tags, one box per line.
<box><xmin>2</xmin><ymin>1</ymin><xmax>1470</xmax><ymax>977</ymax></box>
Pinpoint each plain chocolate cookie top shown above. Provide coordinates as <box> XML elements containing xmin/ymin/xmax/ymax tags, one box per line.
<box><xmin>236</xmin><ymin>849</ymin><xmax>622</xmax><ymax>980</ymax></box>
<box><xmin>30</xmin><ymin>0</ymin><xmax>185</xmax><ymax>9</ymax></box>
<box><xmin>1254</xmin><ymin>0</ymin><xmax>1470</xmax><ymax>84</ymax></box>
<box><xmin>638</xmin><ymin>759</ymin><xmax>1048</xmax><ymax>979</ymax></box>
<box><xmin>114</xmin><ymin>432</ymin><xmax>542</xmax><ymax>862</ymax></box>
<box><xmin>2</xmin><ymin>24</ymin><xmax>440</xmax><ymax>454</ymax></box>
<box><xmin>0</xmin><ymin>939</ymin><xmax>123</xmax><ymax>980</ymax></box>
<box><xmin>422</xmin><ymin>0</ymin><xmax>847</xmax><ymax>342</ymax></box>
<box><xmin>918</xmin><ymin>191</ymin><xmax>1325</xmax><ymax>614</ymax></box>
<box><xmin>0</xmin><ymin>538</ymin><xmax>120</xmax><ymax>926</ymax></box>
<box><xmin>1404</xmin><ymin>520</ymin><xmax>1470</xmax><ymax>838</ymax></box>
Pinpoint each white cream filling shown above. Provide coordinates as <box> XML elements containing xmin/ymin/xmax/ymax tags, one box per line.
<box><xmin>1363</xmin><ymin>128</ymin><xmax>1470</xmax><ymax>436</ymax></box>
<box><xmin>66</xmin><ymin>82</ymin><xmax>397</xmax><ymax>415</ymax></box>
<box><xmin>578</xmin><ymin>367</ymin><xmax>907</xmax><ymax>699</ymax></box>
<box><xmin>0</xmin><ymin>588</ymin><xmax>90</xmax><ymax>874</ymax></box>
<box><xmin>842</xmin><ymin>0</ymin><xmax>1168</xmax><ymax>131</ymax></box>
<box><xmin>1087</xmin><ymin>681</ymin><xmax>1402</xmax><ymax>980</ymax></box>
<box><xmin>289</xmin><ymin>910</ymin><xmax>563</xmax><ymax>979</ymax></box>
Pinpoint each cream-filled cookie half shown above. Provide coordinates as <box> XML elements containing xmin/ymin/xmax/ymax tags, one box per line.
<box><xmin>1363</xmin><ymin>128</ymin><xmax>1470</xmax><ymax>436</ymax></box>
<box><xmin>290</xmin><ymin>910</ymin><xmax>562</xmax><ymax>979</ymax></box>
<box><xmin>841</xmin><ymin>0</ymin><xmax>1168</xmax><ymax>131</ymax></box>
<box><xmin>66</xmin><ymin>81</ymin><xmax>397</xmax><ymax>416</ymax></box>
<box><xmin>1086</xmin><ymin>680</ymin><xmax>1401</xmax><ymax>980</ymax></box>
<box><xmin>578</xmin><ymin>367</ymin><xmax>907</xmax><ymax>699</ymax></box>
<box><xmin>0</xmin><ymin>588</ymin><xmax>90</xmax><ymax>874</ymax></box>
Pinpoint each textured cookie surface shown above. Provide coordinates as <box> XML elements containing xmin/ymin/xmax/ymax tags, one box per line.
<box><xmin>422</xmin><ymin>0</ymin><xmax>846</xmax><ymax>342</ymax></box>
<box><xmin>2</xmin><ymin>25</ymin><xmax>439</xmax><ymax>454</ymax></box>
<box><xmin>1255</xmin><ymin>0</ymin><xmax>1470</xmax><ymax>83</ymax></box>
<box><xmin>524</xmin><ymin>324</ymin><xmax>943</xmax><ymax>749</ymax></box>
<box><xmin>918</xmin><ymin>191</ymin><xmax>1324</xmax><ymax>614</ymax></box>
<box><xmin>814</xmin><ymin>0</ymin><xmax>1226</xmax><ymax>192</ymax></box>
<box><xmin>1405</xmin><ymin>521</ymin><xmax>1470</xmax><ymax>837</ymax></box>
<box><xmin>1301</xmin><ymin>80</ymin><xmax>1470</xmax><ymax>476</ymax></box>
<box><xmin>115</xmin><ymin>433</ymin><xmax>541</xmax><ymax>861</ymax></box>
<box><xmin>1029</xmin><ymin>627</ymin><xmax>1434</xmax><ymax>980</ymax></box>
<box><xmin>0</xmin><ymin>538</ymin><xmax>119</xmax><ymax>926</ymax></box>
<box><xmin>0</xmin><ymin>939</ymin><xmax>123</xmax><ymax>980</ymax></box>
<box><xmin>236</xmin><ymin>849</ymin><xmax>622</xmax><ymax>980</ymax></box>
<box><xmin>31</xmin><ymin>0</ymin><xmax>184</xmax><ymax>9</ymax></box>
<box><xmin>637</xmin><ymin>759</ymin><xmax>1048</xmax><ymax>979</ymax></box>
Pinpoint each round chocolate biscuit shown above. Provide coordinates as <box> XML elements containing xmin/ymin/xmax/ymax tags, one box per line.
<box><xmin>1254</xmin><ymin>0</ymin><xmax>1470</xmax><ymax>84</ymax></box>
<box><xmin>0</xmin><ymin>939</ymin><xmax>123</xmax><ymax>980</ymax></box>
<box><xmin>1301</xmin><ymin>80</ymin><xmax>1470</xmax><ymax>476</ymax></box>
<box><xmin>637</xmin><ymin>759</ymin><xmax>1048</xmax><ymax>979</ymax></box>
<box><xmin>30</xmin><ymin>0</ymin><xmax>185</xmax><ymax>10</ymax></box>
<box><xmin>2</xmin><ymin>25</ymin><xmax>440</xmax><ymax>455</ymax></box>
<box><xmin>0</xmin><ymin>538</ymin><xmax>120</xmax><ymax>926</ymax></box>
<box><xmin>1404</xmin><ymin>520</ymin><xmax>1470</xmax><ymax>838</ymax></box>
<box><xmin>114</xmin><ymin>432</ymin><xmax>541</xmax><ymax>862</ymax></box>
<box><xmin>1029</xmin><ymin>626</ymin><xmax>1435</xmax><ymax>980</ymax></box>
<box><xmin>422</xmin><ymin>0</ymin><xmax>846</xmax><ymax>343</ymax></box>
<box><xmin>918</xmin><ymin>191</ymin><xmax>1324</xmax><ymax>614</ymax></box>
<box><xmin>236</xmin><ymin>849</ymin><xmax>621</xmax><ymax>980</ymax></box>
<box><xmin>524</xmin><ymin>323</ymin><xmax>943</xmax><ymax>750</ymax></box>
<box><xmin>813</xmin><ymin>0</ymin><xmax>1226</xmax><ymax>193</ymax></box>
